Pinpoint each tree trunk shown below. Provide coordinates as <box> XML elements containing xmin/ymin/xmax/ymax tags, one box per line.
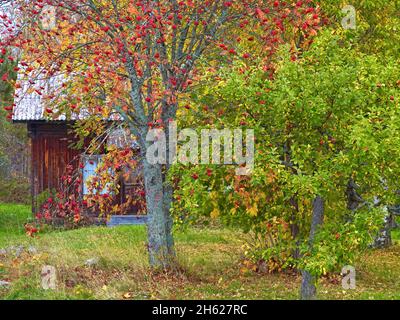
<box><xmin>346</xmin><ymin>179</ymin><xmax>364</xmax><ymax>211</ymax></box>
<box><xmin>373</xmin><ymin>211</ymin><xmax>393</xmax><ymax>249</ymax></box>
<box><xmin>162</xmin><ymin>109</ymin><xmax>177</xmax><ymax>258</ymax></box>
<box><xmin>163</xmin><ymin>181</ymin><xmax>175</xmax><ymax>257</ymax></box>
<box><xmin>391</xmin><ymin>205</ymin><xmax>400</xmax><ymax>229</ymax></box>
<box><xmin>143</xmin><ymin>160</ymin><xmax>172</xmax><ymax>269</ymax></box>
<box><xmin>300</xmin><ymin>270</ymin><xmax>317</xmax><ymax>300</ymax></box>
<box><xmin>289</xmin><ymin>196</ymin><xmax>301</xmax><ymax>260</ymax></box>
<box><xmin>300</xmin><ymin>195</ymin><xmax>324</xmax><ymax>300</ymax></box>
<box><xmin>345</xmin><ymin>179</ymin><xmax>394</xmax><ymax>249</ymax></box>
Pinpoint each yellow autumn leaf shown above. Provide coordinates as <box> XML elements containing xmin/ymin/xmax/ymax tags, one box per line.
<box><xmin>209</xmin><ymin>191</ymin><xmax>219</xmax><ymax>201</ymax></box>
<box><xmin>240</xmin><ymin>267</ymin><xmax>248</xmax><ymax>274</ymax></box>
<box><xmin>123</xmin><ymin>292</ymin><xmax>132</xmax><ymax>299</ymax></box>
<box><xmin>247</xmin><ymin>204</ymin><xmax>258</xmax><ymax>217</ymax></box>
<box><xmin>211</xmin><ymin>208</ymin><xmax>220</xmax><ymax>219</ymax></box>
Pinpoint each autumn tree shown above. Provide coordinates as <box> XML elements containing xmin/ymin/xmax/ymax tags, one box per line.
<box><xmin>1</xmin><ymin>0</ymin><xmax>304</xmax><ymax>269</ymax></box>
<box><xmin>173</xmin><ymin>1</ymin><xmax>400</xmax><ymax>299</ymax></box>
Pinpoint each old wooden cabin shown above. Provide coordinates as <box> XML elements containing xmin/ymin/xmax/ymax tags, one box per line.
<box><xmin>12</xmin><ymin>89</ymin><xmax>143</xmax><ymax>221</ymax></box>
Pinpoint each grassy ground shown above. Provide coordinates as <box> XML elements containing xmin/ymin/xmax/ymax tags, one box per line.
<box><xmin>0</xmin><ymin>203</ymin><xmax>399</xmax><ymax>300</ymax></box>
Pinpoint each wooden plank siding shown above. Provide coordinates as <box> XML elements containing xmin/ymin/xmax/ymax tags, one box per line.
<box><xmin>28</xmin><ymin>122</ymin><xmax>80</xmax><ymax>214</ymax></box>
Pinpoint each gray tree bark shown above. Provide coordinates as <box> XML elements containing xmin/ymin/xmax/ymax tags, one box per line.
<box><xmin>142</xmin><ymin>160</ymin><xmax>172</xmax><ymax>269</ymax></box>
<box><xmin>124</xmin><ymin>89</ymin><xmax>176</xmax><ymax>269</ymax></box>
<box><xmin>300</xmin><ymin>195</ymin><xmax>324</xmax><ymax>300</ymax></box>
<box><xmin>123</xmin><ymin>61</ymin><xmax>177</xmax><ymax>269</ymax></box>
<box><xmin>373</xmin><ymin>211</ymin><xmax>393</xmax><ymax>249</ymax></box>
<box><xmin>345</xmin><ymin>179</ymin><xmax>395</xmax><ymax>249</ymax></box>
<box><xmin>163</xmin><ymin>182</ymin><xmax>175</xmax><ymax>257</ymax></box>
<box><xmin>346</xmin><ymin>179</ymin><xmax>364</xmax><ymax>212</ymax></box>
<box><xmin>161</xmin><ymin>102</ymin><xmax>178</xmax><ymax>258</ymax></box>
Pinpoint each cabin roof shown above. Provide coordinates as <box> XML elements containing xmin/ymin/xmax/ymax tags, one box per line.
<box><xmin>12</xmin><ymin>93</ymin><xmax>63</xmax><ymax>122</ymax></box>
<box><xmin>12</xmin><ymin>94</ymin><xmax>95</xmax><ymax>122</ymax></box>
<box><xmin>12</xmin><ymin>75</ymin><xmax>122</xmax><ymax>122</ymax></box>
<box><xmin>12</xmin><ymin>74</ymin><xmax>83</xmax><ymax>122</ymax></box>
<box><xmin>12</xmin><ymin>73</ymin><xmax>138</xmax><ymax>148</ymax></box>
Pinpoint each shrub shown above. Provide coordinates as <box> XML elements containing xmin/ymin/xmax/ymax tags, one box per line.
<box><xmin>0</xmin><ymin>179</ymin><xmax>30</xmax><ymax>205</ymax></box>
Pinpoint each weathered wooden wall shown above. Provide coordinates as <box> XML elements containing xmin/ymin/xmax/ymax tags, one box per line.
<box><xmin>28</xmin><ymin>122</ymin><xmax>80</xmax><ymax>213</ymax></box>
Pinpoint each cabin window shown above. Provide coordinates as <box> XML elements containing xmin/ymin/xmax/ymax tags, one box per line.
<box><xmin>82</xmin><ymin>155</ymin><xmax>107</xmax><ymax>195</ymax></box>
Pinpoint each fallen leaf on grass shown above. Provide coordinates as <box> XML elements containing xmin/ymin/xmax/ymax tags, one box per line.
<box><xmin>123</xmin><ymin>292</ymin><xmax>132</xmax><ymax>299</ymax></box>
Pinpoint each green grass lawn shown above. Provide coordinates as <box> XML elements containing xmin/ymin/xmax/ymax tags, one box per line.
<box><xmin>0</xmin><ymin>204</ymin><xmax>33</xmax><ymax>245</ymax></box>
<box><xmin>0</xmin><ymin>203</ymin><xmax>399</xmax><ymax>300</ymax></box>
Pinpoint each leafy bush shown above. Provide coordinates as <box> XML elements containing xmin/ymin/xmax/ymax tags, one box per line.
<box><xmin>173</xmin><ymin>28</ymin><xmax>399</xmax><ymax>277</ymax></box>
<box><xmin>0</xmin><ymin>179</ymin><xmax>30</xmax><ymax>205</ymax></box>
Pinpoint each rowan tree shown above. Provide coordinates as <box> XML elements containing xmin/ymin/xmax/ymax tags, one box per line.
<box><xmin>0</xmin><ymin>0</ymin><xmax>322</xmax><ymax>268</ymax></box>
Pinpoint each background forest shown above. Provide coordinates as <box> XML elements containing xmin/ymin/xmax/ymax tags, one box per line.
<box><xmin>0</xmin><ymin>51</ymin><xmax>29</xmax><ymax>204</ymax></box>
